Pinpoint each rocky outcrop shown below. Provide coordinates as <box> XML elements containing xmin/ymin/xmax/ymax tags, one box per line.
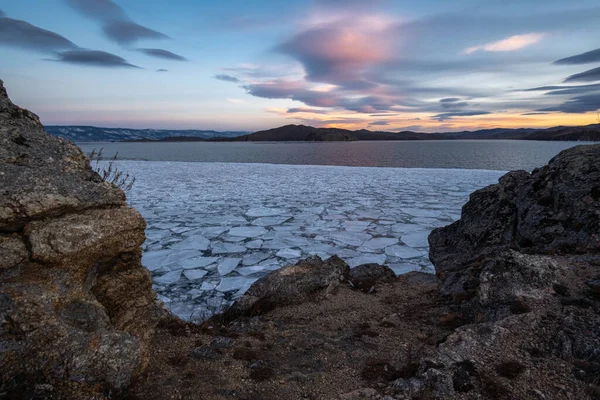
<box><xmin>430</xmin><ymin>145</ymin><xmax>600</xmax><ymax>282</ymax></box>
<box><xmin>0</xmin><ymin>80</ymin><xmax>162</xmax><ymax>398</ymax></box>
<box><xmin>412</xmin><ymin>145</ymin><xmax>600</xmax><ymax>399</ymax></box>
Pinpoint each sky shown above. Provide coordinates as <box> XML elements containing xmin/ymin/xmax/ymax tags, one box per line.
<box><xmin>0</xmin><ymin>0</ymin><xmax>599</xmax><ymax>132</ymax></box>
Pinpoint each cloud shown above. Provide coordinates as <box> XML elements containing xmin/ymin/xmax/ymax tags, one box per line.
<box><xmin>52</xmin><ymin>50</ymin><xmax>140</xmax><ymax>68</ymax></box>
<box><xmin>137</xmin><ymin>48</ymin><xmax>186</xmax><ymax>61</ymax></box>
<box><xmin>564</xmin><ymin>66</ymin><xmax>600</xmax><ymax>83</ymax></box>
<box><xmin>66</xmin><ymin>0</ymin><xmax>169</xmax><ymax>45</ymax></box>
<box><xmin>523</xmin><ymin>83</ymin><xmax>600</xmax><ymax>96</ymax></box>
<box><xmin>440</xmin><ymin>98</ymin><xmax>469</xmax><ymax>109</ymax></box>
<box><xmin>463</xmin><ymin>33</ymin><xmax>546</xmax><ymax>55</ymax></box>
<box><xmin>0</xmin><ymin>16</ymin><xmax>77</xmax><ymax>53</ymax></box>
<box><xmin>432</xmin><ymin>111</ymin><xmax>491</xmax><ymax>122</ymax></box>
<box><xmin>215</xmin><ymin>74</ymin><xmax>240</xmax><ymax>83</ymax></box>
<box><xmin>0</xmin><ymin>9</ymin><xmax>5</xmax><ymax>17</ymax></box>
<box><xmin>554</xmin><ymin>48</ymin><xmax>600</xmax><ymax>65</ymax></box>
<box><xmin>65</xmin><ymin>0</ymin><xmax>125</xmax><ymax>21</ymax></box>
<box><xmin>156</xmin><ymin>68</ymin><xmax>168</xmax><ymax>72</ymax></box>
<box><xmin>276</xmin><ymin>16</ymin><xmax>394</xmax><ymax>86</ymax></box>
<box><xmin>287</xmin><ymin>107</ymin><xmax>328</xmax><ymax>114</ymax></box>
<box><xmin>538</xmin><ymin>93</ymin><xmax>600</xmax><ymax>113</ymax></box>
<box><xmin>103</xmin><ymin>21</ymin><xmax>167</xmax><ymax>46</ymax></box>
<box><xmin>368</xmin><ymin>120</ymin><xmax>390</xmax><ymax>126</ymax></box>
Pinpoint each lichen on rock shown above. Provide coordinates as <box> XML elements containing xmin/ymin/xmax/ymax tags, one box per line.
<box><xmin>0</xmin><ymin>79</ymin><xmax>163</xmax><ymax>399</ymax></box>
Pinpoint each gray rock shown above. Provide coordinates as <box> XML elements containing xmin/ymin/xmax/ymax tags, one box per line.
<box><xmin>348</xmin><ymin>263</ymin><xmax>396</xmax><ymax>292</ymax></box>
<box><xmin>224</xmin><ymin>255</ymin><xmax>349</xmax><ymax>318</ymax></box>
<box><xmin>0</xmin><ymin>80</ymin><xmax>163</xmax><ymax>398</ymax></box>
<box><xmin>430</xmin><ymin>145</ymin><xmax>600</xmax><ymax>280</ymax></box>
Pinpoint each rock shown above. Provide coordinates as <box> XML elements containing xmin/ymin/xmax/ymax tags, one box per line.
<box><xmin>248</xmin><ymin>360</ymin><xmax>275</xmax><ymax>380</ymax></box>
<box><xmin>0</xmin><ymin>80</ymin><xmax>162</xmax><ymax>398</ymax></box>
<box><xmin>232</xmin><ymin>347</ymin><xmax>258</xmax><ymax>361</ymax></box>
<box><xmin>223</xmin><ymin>255</ymin><xmax>349</xmax><ymax>318</ymax></box>
<box><xmin>0</xmin><ymin>82</ymin><xmax>124</xmax><ymax>232</ymax></box>
<box><xmin>412</xmin><ymin>144</ymin><xmax>600</xmax><ymax>399</ymax></box>
<box><xmin>430</xmin><ymin>145</ymin><xmax>600</xmax><ymax>278</ymax></box>
<box><xmin>189</xmin><ymin>346</ymin><xmax>222</xmax><ymax>360</ymax></box>
<box><xmin>210</xmin><ymin>336</ymin><xmax>235</xmax><ymax>349</ymax></box>
<box><xmin>348</xmin><ymin>263</ymin><xmax>396</xmax><ymax>292</ymax></box>
<box><xmin>339</xmin><ymin>388</ymin><xmax>382</xmax><ymax>400</ymax></box>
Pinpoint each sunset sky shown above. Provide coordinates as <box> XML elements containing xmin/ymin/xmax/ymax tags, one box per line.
<box><xmin>1</xmin><ymin>0</ymin><xmax>599</xmax><ymax>132</ymax></box>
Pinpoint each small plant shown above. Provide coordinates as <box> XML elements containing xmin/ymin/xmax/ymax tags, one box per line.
<box><xmin>88</xmin><ymin>148</ymin><xmax>135</xmax><ymax>191</ymax></box>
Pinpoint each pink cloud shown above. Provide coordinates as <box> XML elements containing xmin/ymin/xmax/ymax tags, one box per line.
<box><xmin>463</xmin><ymin>33</ymin><xmax>546</xmax><ymax>55</ymax></box>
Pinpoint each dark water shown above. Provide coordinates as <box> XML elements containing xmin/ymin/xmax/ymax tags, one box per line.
<box><xmin>76</xmin><ymin>140</ymin><xmax>593</xmax><ymax>171</ymax></box>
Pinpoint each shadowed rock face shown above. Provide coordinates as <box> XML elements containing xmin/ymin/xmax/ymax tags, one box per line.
<box><xmin>0</xmin><ymin>80</ymin><xmax>162</xmax><ymax>398</ymax></box>
<box><xmin>430</xmin><ymin>144</ymin><xmax>600</xmax><ymax>282</ymax></box>
<box><xmin>414</xmin><ymin>145</ymin><xmax>600</xmax><ymax>398</ymax></box>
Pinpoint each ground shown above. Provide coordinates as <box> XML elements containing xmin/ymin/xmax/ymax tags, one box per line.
<box><xmin>123</xmin><ymin>273</ymin><xmax>453</xmax><ymax>400</ymax></box>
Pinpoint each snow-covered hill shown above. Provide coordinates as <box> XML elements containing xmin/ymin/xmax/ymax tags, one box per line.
<box><xmin>44</xmin><ymin>125</ymin><xmax>248</xmax><ymax>142</ymax></box>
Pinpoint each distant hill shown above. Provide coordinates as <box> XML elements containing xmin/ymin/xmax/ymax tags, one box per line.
<box><xmin>44</xmin><ymin>126</ymin><xmax>248</xmax><ymax>142</ymax></box>
<box><xmin>45</xmin><ymin>123</ymin><xmax>600</xmax><ymax>143</ymax></box>
<box><xmin>217</xmin><ymin>125</ymin><xmax>445</xmax><ymax>142</ymax></box>
<box><xmin>213</xmin><ymin>123</ymin><xmax>600</xmax><ymax>142</ymax></box>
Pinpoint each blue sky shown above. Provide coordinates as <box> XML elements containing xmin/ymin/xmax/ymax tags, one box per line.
<box><xmin>1</xmin><ymin>0</ymin><xmax>599</xmax><ymax>131</ymax></box>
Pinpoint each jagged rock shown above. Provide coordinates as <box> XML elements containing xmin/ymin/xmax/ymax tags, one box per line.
<box><xmin>223</xmin><ymin>255</ymin><xmax>349</xmax><ymax>318</ymax></box>
<box><xmin>0</xmin><ymin>80</ymin><xmax>162</xmax><ymax>398</ymax></box>
<box><xmin>430</xmin><ymin>145</ymin><xmax>600</xmax><ymax>279</ymax></box>
<box><xmin>348</xmin><ymin>263</ymin><xmax>396</xmax><ymax>292</ymax></box>
<box><xmin>408</xmin><ymin>145</ymin><xmax>600</xmax><ymax>399</ymax></box>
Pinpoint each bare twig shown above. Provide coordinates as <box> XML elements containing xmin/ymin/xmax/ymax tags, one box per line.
<box><xmin>88</xmin><ymin>147</ymin><xmax>135</xmax><ymax>191</ymax></box>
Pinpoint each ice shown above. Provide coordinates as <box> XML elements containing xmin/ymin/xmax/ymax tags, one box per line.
<box><xmin>228</xmin><ymin>226</ymin><xmax>267</xmax><ymax>238</ymax></box>
<box><xmin>246</xmin><ymin>207</ymin><xmax>287</xmax><ymax>217</ymax></box>
<box><xmin>385</xmin><ymin>245</ymin><xmax>423</xmax><ymax>259</ymax></box>
<box><xmin>329</xmin><ymin>231</ymin><xmax>372</xmax><ymax>246</ymax></box>
<box><xmin>276</xmin><ymin>248</ymin><xmax>302</xmax><ymax>259</ymax></box>
<box><xmin>216</xmin><ymin>276</ymin><xmax>257</xmax><ymax>292</ymax></box>
<box><xmin>401</xmin><ymin>208</ymin><xmax>443</xmax><ymax>218</ymax></box>
<box><xmin>389</xmin><ymin>263</ymin><xmax>421</xmax><ymax>275</ymax></box>
<box><xmin>170</xmin><ymin>235</ymin><xmax>210</xmax><ymax>251</ymax></box>
<box><xmin>218</xmin><ymin>257</ymin><xmax>241</xmax><ymax>276</ymax></box>
<box><xmin>242</xmin><ymin>252</ymin><xmax>271</xmax><ymax>266</ymax></box>
<box><xmin>392</xmin><ymin>223</ymin><xmax>423</xmax><ymax>233</ymax></box>
<box><xmin>200</xmin><ymin>281</ymin><xmax>218</xmax><ymax>291</ymax></box>
<box><xmin>211</xmin><ymin>242</ymin><xmax>246</xmax><ymax>254</ymax></box>
<box><xmin>347</xmin><ymin>254</ymin><xmax>387</xmax><ymax>268</ymax></box>
<box><xmin>362</xmin><ymin>237</ymin><xmax>398</xmax><ymax>250</ymax></box>
<box><xmin>177</xmin><ymin>256</ymin><xmax>219</xmax><ymax>269</ymax></box>
<box><xmin>119</xmin><ymin>160</ymin><xmax>503</xmax><ymax>321</ymax></box>
<box><xmin>154</xmin><ymin>270</ymin><xmax>182</xmax><ymax>285</ymax></box>
<box><xmin>401</xmin><ymin>230</ymin><xmax>431</xmax><ymax>248</ymax></box>
<box><xmin>200</xmin><ymin>227</ymin><xmax>229</xmax><ymax>238</ymax></box>
<box><xmin>142</xmin><ymin>249</ymin><xmax>171</xmax><ymax>271</ymax></box>
<box><xmin>183</xmin><ymin>269</ymin><xmax>208</xmax><ymax>281</ymax></box>
<box><xmin>245</xmin><ymin>240</ymin><xmax>263</xmax><ymax>249</ymax></box>
<box><xmin>251</xmin><ymin>217</ymin><xmax>290</xmax><ymax>226</ymax></box>
<box><xmin>237</xmin><ymin>266</ymin><xmax>268</xmax><ymax>276</ymax></box>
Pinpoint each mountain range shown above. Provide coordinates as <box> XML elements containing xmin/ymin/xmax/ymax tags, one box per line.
<box><xmin>44</xmin><ymin>123</ymin><xmax>600</xmax><ymax>142</ymax></box>
<box><xmin>44</xmin><ymin>126</ymin><xmax>248</xmax><ymax>142</ymax></box>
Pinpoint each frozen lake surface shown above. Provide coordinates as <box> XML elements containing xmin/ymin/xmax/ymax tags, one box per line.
<box><xmin>119</xmin><ymin>161</ymin><xmax>504</xmax><ymax>320</ymax></box>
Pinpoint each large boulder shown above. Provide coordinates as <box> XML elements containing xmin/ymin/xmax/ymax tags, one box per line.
<box><xmin>223</xmin><ymin>255</ymin><xmax>350</xmax><ymax>319</ymax></box>
<box><xmin>0</xmin><ymin>80</ymin><xmax>162</xmax><ymax>399</ymax></box>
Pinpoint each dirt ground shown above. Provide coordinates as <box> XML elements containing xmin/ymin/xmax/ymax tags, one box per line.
<box><xmin>122</xmin><ymin>273</ymin><xmax>454</xmax><ymax>400</ymax></box>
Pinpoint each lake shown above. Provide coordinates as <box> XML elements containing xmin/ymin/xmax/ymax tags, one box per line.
<box><xmin>76</xmin><ymin>140</ymin><xmax>592</xmax><ymax>171</ymax></box>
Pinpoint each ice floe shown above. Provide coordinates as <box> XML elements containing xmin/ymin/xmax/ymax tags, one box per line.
<box><xmin>116</xmin><ymin>161</ymin><xmax>503</xmax><ymax>320</ymax></box>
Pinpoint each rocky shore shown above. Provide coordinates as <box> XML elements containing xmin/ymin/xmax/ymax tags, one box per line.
<box><xmin>1</xmin><ymin>79</ymin><xmax>599</xmax><ymax>399</ymax></box>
